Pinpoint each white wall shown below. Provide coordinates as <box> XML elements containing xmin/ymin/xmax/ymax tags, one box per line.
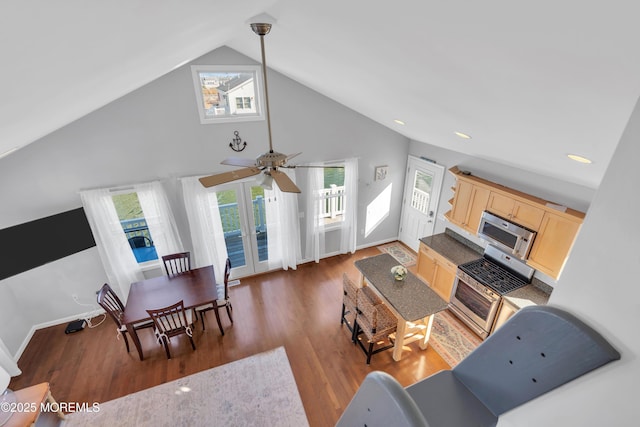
<box><xmin>496</xmin><ymin>98</ymin><xmax>640</xmax><ymax>425</ymax></box>
<box><xmin>0</xmin><ymin>46</ymin><xmax>409</xmax><ymax>357</ymax></box>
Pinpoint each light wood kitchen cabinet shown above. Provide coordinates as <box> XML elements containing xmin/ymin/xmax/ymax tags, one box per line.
<box><xmin>487</xmin><ymin>192</ymin><xmax>545</xmax><ymax>231</ymax></box>
<box><xmin>417</xmin><ymin>243</ymin><xmax>457</xmax><ymax>302</ymax></box>
<box><xmin>446</xmin><ymin>179</ymin><xmax>490</xmax><ymax>234</ymax></box>
<box><xmin>491</xmin><ymin>298</ymin><xmax>519</xmax><ymax>333</ymax></box>
<box><xmin>445</xmin><ymin>166</ymin><xmax>585</xmax><ymax>280</ymax></box>
<box><xmin>527</xmin><ymin>211</ymin><xmax>582</xmax><ymax>279</ymax></box>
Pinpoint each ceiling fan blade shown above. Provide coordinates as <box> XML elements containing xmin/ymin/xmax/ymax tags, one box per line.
<box><xmin>199</xmin><ymin>167</ymin><xmax>262</xmax><ymax>188</ymax></box>
<box><xmin>221</xmin><ymin>157</ymin><xmax>257</xmax><ymax>167</ymax></box>
<box><xmin>270</xmin><ymin>170</ymin><xmax>301</xmax><ymax>193</ymax></box>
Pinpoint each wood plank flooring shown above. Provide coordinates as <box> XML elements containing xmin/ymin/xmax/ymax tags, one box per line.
<box><xmin>9</xmin><ymin>245</ymin><xmax>450</xmax><ymax>427</ymax></box>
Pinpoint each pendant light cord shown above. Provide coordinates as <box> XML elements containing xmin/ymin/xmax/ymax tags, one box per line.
<box><xmin>259</xmin><ymin>33</ymin><xmax>274</xmax><ymax>154</ymax></box>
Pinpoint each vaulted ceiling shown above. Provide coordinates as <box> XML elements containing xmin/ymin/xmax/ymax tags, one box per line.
<box><xmin>2</xmin><ymin>0</ymin><xmax>639</xmax><ymax>188</ymax></box>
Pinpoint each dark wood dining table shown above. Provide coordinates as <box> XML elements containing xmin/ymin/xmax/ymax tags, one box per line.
<box><xmin>122</xmin><ymin>265</ymin><xmax>222</xmax><ymax>360</ymax></box>
<box><xmin>355</xmin><ymin>253</ymin><xmax>448</xmax><ymax>361</ymax></box>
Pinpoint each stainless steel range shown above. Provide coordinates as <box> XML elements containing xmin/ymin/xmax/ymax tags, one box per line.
<box><xmin>449</xmin><ymin>245</ymin><xmax>534</xmax><ymax>339</ymax></box>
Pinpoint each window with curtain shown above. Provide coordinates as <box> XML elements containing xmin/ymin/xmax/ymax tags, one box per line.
<box><xmin>80</xmin><ymin>181</ymin><xmax>184</xmax><ymax>300</ymax></box>
<box><xmin>305</xmin><ymin>158</ymin><xmax>358</xmax><ymax>262</ymax></box>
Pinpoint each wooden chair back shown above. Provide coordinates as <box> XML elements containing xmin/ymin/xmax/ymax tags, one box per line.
<box><xmin>162</xmin><ymin>252</ymin><xmax>191</xmax><ymax>276</ymax></box>
<box><xmin>146</xmin><ymin>300</ymin><xmax>195</xmax><ymax>359</ymax></box>
<box><xmin>97</xmin><ymin>283</ymin><xmax>125</xmax><ymax>328</ymax></box>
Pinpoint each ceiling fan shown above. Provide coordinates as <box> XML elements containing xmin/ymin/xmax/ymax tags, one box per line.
<box><xmin>199</xmin><ymin>23</ymin><xmax>338</xmax><ymax>194</ymax></box>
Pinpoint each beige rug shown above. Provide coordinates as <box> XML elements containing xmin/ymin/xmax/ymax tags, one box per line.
<box><xmin>62</xmin><ymin>347</ymin><xmax>308</xmax><ymax>427</ymax></box>
<box><xmin>377</xmin><ymin>242</ymin><xmax>417</xmax><ymax>267</ymax></box>
<box><xmin>430</xmin><ymin>310</ymin><xmax>482</xmax><ymax>367</ymax></box>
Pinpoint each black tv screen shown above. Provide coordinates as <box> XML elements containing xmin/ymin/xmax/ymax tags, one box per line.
<box><xmin>0</xmin><ymin>207</ymin><xmax>96</xmax><ymax>280</ymax></box>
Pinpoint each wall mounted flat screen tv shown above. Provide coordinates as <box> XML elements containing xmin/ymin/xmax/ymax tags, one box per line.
<box><xmin>0</xmin><ymin>207</ymin><xmax>96</xmax><ymax>281</ymax></box>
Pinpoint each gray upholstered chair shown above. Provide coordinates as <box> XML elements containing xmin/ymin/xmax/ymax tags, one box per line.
<box><xmin>337</xmin><ymin>305</ymin><xmax>620</xmax><ymax>427</ymax></box>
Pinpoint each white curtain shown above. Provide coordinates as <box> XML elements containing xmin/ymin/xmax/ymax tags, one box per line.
<box><xmin>339</xmin><ymin>158</ymin><xmax>358</xmax><ymax>254</ymax></box>
<box><xmin>181</xmin><ymin>177</ymin><xmax>228</xmax><ymax>281</ymax></box>
<box><xmin>265</xmin><ymin>170</ymin><xmax>301</xmax><ymax>270</ymax></box>
<box><xmin>305</xmin><ymin>166</ymin><xmax>326</xmax><ymax>262</ymax></box>
<box><xmin>80</xmin><ymin>188</ymin><xmax>144</xmax><ymax>301</ymax></box>
<box><xmin>0</xmin><ymin>338</ymin><xmax>20</xmax><ymax>377</ymax></box>
<box><xmin>137</xmin><ymin>181</ymin><xmax>184</xmax><ymax>259</ymax></box>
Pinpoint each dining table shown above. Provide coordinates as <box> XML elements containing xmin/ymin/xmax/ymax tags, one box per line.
<box><xmin>354</xmin><ymin>253</ymin><xmax>448</xmax><ymax>361</ymax></box>
<box><xmin>122</xmin><ymin>265</ymin><xmax>222</xmax><ymax>360</ymax></box>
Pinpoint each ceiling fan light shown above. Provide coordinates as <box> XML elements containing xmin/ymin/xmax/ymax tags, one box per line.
<box><xmin>259</xmin><ymin>173</ymin><xmax>274</xmax><ymax>190</ymax></box>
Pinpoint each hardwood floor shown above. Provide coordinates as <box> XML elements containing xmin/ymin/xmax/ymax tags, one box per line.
<box><xmin>9</xmin><ymin>246</ymin><xmax>450</xmax><ymax>427</ymax></box>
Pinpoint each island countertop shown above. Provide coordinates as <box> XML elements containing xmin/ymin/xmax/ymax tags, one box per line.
<box><xmin>355</xmin><ymin>253</ymin><xmax>448</xmax><ymax>322</ymax></box>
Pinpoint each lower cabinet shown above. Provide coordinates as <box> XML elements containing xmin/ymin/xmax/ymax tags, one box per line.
<box><xmin>417</xmin><ymin>243</ymin><xmax>457</xmax><ymax>303</ymax></box>
<box><xmin>491</xmin><ymin>298</ymin><xmax>520</xmax><ymax>334</ymax></box>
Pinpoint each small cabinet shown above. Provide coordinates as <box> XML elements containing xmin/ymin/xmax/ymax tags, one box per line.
<box><xmin>487</xmin><ymin>192</ymin><xmax>544</xmax><ymax>231</ymax></box>
<box><xmin>491</xmin><ymin>298</ymin><xmax>519</xmax><ymax>333</ymax></box>
<box><xmin>527</xmin><ymin>211</ymin><xmax>582</xmax><ymax>279</ymax></box>
<box><xmin>417</xmin><ymin>243</ymin><xmax>457</xmax><ymax>302</ymax></box>
<box><xmin>448</xmin><ymin>180</ymin><xmax>490</xmax><ymax>234</ymax></box>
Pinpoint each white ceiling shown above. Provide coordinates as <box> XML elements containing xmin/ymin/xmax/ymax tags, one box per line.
<box><xmin>2</xmin><ymin>0</ymin><xmax>639</xmax><ymax>188</ymax></box>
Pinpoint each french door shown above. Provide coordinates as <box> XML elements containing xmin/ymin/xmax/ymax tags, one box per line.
<box><xmin>398</xmin><ymin>156</ymin><xmax>445</xmax><ymax>252</ymax></box>
<box><xmin>215</xmin><ymin>181</ymin><xmax>269</xmax><ymax>277</ymax></box>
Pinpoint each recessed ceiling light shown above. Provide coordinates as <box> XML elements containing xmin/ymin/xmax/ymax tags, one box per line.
<box><xmin>454</xmin><ymin>131</ymin><xmax>472</xmax><ymax>139</ymax></box>
<box><xmin>567</xmin><ymin>154</ymin><xmax>592</xmax><ymax>164</ymax></box>
<box><xmin>394</xmin><ymin>119</ymin><xmax>405</xmax><ymax>125</ymax></box>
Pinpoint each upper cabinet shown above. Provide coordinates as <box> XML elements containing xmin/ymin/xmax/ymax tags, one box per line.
<box><xmin>445</xmin><ymin>166</ymin><xmax>585</xmax><ymax>279</ymax></box>
<box><xmin>527</xmin><ymin>212</ymin><xmax>582</xmax><ymax>278</ymax></box>
<box><xmin>445</xmin><ymin>178</ymin><xmax>490</xmax><ymax>234</ymax></box>
<box><xmin>486</xmin><ymin>192</ymin><xmax>544</xmax><ymax>231</ymax></box>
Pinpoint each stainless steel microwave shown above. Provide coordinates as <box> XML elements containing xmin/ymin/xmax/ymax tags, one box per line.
<box><xmin>477</xmin><ymin>211</ymin><xmax>536</xmax><ymax>260</ymax></box>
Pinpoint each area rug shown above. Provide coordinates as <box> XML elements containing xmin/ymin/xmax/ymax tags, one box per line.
<box><xmin>430</xmin><ymin>310</ymin><xmax>482</xmax><ymax>367</ymax></box>
<box><xmin>377</xmin><ymin>242</ymin><xmax>417</xmax><ymax>267</ymax></box>
<box><xmin>62</xmin><ymin>347</ymin><xmax>308</xmax><ymax>427</ymax></box>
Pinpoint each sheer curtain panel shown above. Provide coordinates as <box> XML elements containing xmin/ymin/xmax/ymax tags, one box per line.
<box><xmin>339</xmin><ymin>158</ymin><xmax>358</xmax><ymax>254</ymax></box>
<box><xmin>181</xmin><ymin>177</ymin><xmax>229</xmax><ymax>280</ymax></box>
<box><xmin>305</xmin><ymin>166</ymin><xmax>326</xmax><ymax>262</ymax></box>
<box><xmin>136</xmin><ymin>181</ymin><xmax>184</xmax><ymax>259</ymax></box>
<box><xmin>265</xmin><ymin>169</ymin><xmax>301</xmax><ymax>270</ymax></box>
<box><xmin>80</xmin><ymin>188</ymin><xmax>144</xmax><ymax>301</ymax></box>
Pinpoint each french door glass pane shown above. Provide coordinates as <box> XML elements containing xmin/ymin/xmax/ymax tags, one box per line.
<box><xmin>217</xmin><ymin>189</ymin><xmax>246</xmax><ymax>268</ymax></box>
<box><xmin>250</xmin><ymin>186</ymin><xmax>268</xmax><ymax>262</ymax></box>
<box><xmin>411</xmin><ymin>170</ymin><xmax>433</xmax><ymax>215</ymax></box>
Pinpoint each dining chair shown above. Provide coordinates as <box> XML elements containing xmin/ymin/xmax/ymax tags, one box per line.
<box><xmin>341</xmin><ymin>273</ymin><xmax>361</xmax><ymax>342</ymax></box>
<box><xmin>161</xmin><ymin>252</ymin><xmax>191</xmax><ymax>276</ymax></box>
<box><xmin>354</xmin><ymin>286</ymin><xmax>397</xmax><ymax>364</ymax></box>
<box><xmin>195</xmin><ymin>258</ymin><xmax>232</xmax><ymax>332</ymax></box>
<box><xmin>96</xmin><ymin>283</ymin><xmax>154</xmax><ymax>353</ymax></box>
<box><xmin>127</xmin><ymin>235</ymin><xmax>153</xmax><ymax>249</ymax></box>
<box><xmin>146</xmin><ymin>300</ymin><xmax>196</xmax><ymax>359</ymax></box>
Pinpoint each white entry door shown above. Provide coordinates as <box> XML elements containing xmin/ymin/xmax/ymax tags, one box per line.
<box><xmin>398</xmin><ymin>156</ymin><xmax>445</xmax><ymax>252</ymax></box>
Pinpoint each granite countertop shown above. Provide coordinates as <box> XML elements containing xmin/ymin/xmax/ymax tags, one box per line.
<box><xmin>419</xmin><ymin>229</ymin><xmax>483</xmax><ymax>266</ymax></box>
<box><xmin>355</xmin><ymin>253</ymin><xmax>448</xmax><ymax>322</ymax></box>
<box><xmin>504</xmin><ymin>278</ymin><xmax>552</xmax><ymax>308</ymax></box>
